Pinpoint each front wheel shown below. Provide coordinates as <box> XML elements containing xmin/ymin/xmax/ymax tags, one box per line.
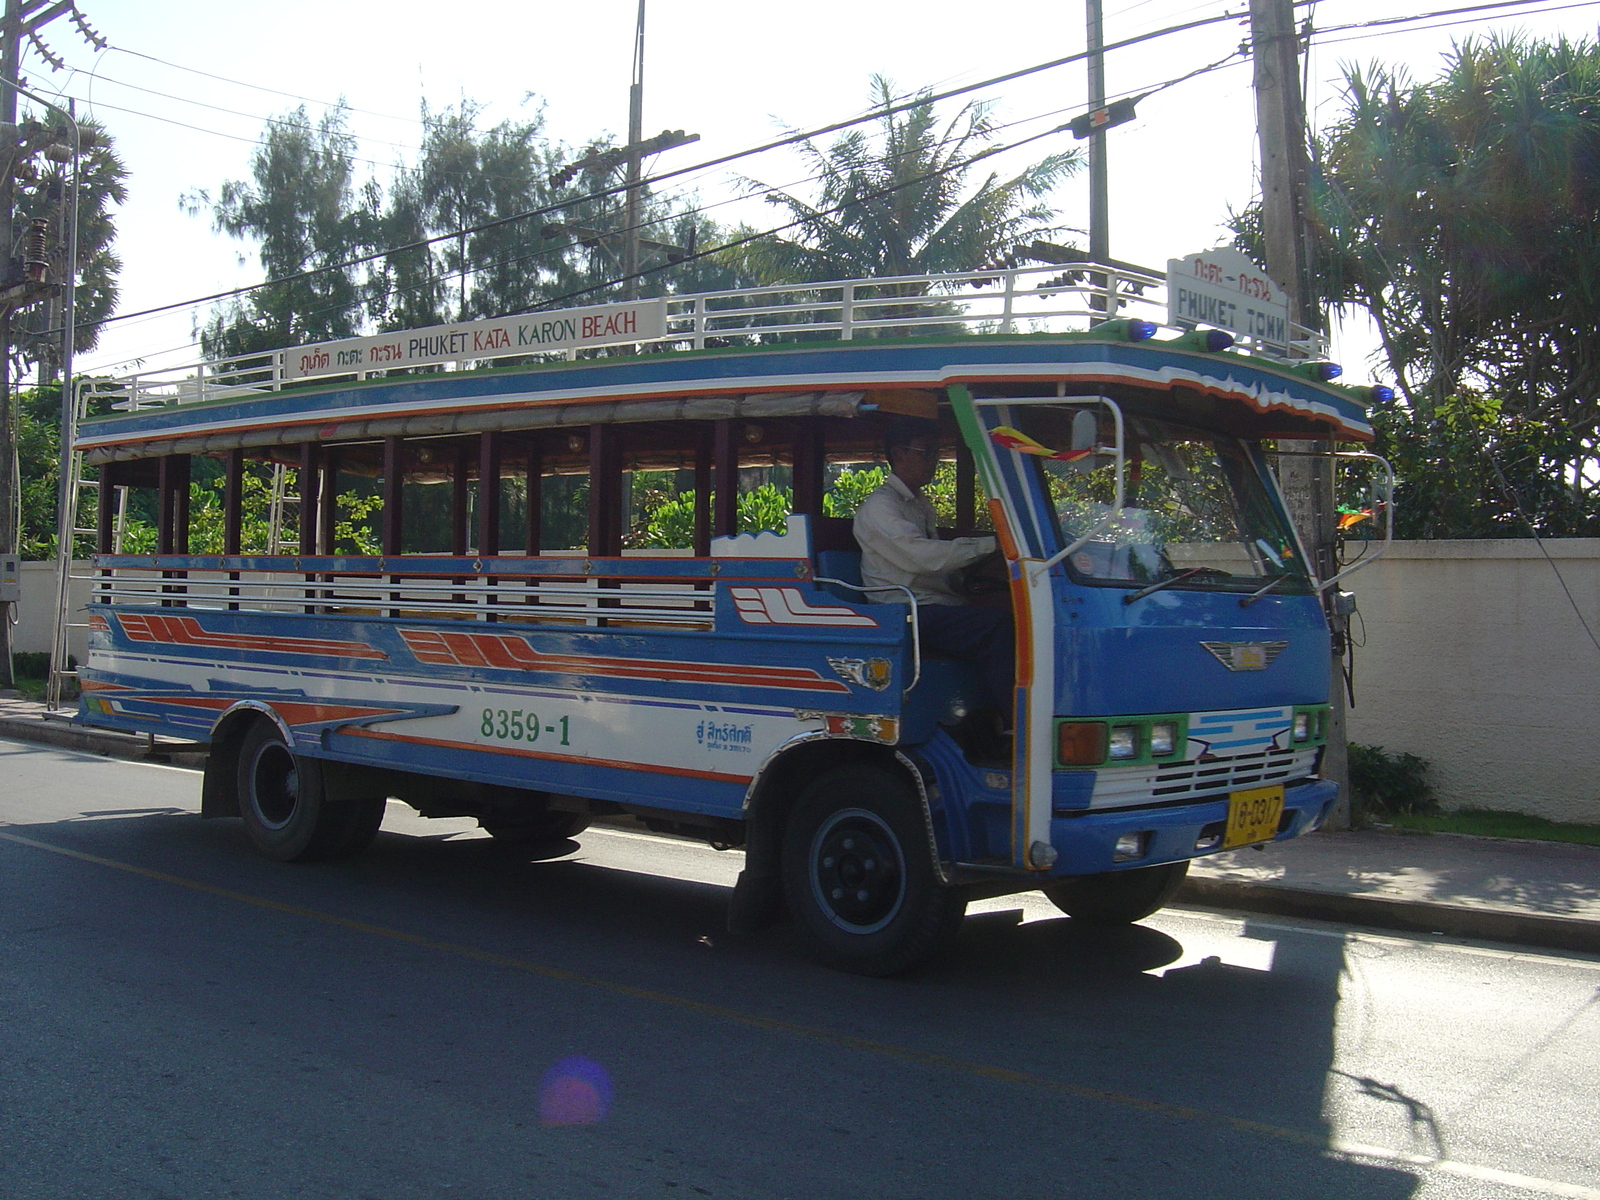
<box><xmin>1041</xmin><ymin>860</ymin><xmax>1189</xmax><ymax>926</ymax></box>
<box><xmin>781</xmin><ymin>765</ymin><xmax>966</xmax><ymax>976</ymax></box>
<box><xmin>236</xmin><ymin>721</ymin><xmax>385</xmax><ymax>862</ymax></box>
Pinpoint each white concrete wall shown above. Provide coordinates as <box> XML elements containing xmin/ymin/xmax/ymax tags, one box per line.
<box><xmin>9</xmin><ymin>561</ymin><xmax>90</xmax><ymax>666</ymax></box>
<box><xmin>1344</xmin><ymin>539</ymin><xmax>1600</xmax><ymax>824</ymax></box>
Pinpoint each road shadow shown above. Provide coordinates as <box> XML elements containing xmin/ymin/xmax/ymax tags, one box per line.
<box><xmin>1</xmin><ymin>804</ymin><xmax>1423</xmax><ymax>1200</ymax></box>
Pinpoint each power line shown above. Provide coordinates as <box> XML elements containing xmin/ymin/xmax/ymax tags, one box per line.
<box><xmin>1313</xmin><ymin>0</ymin><xmax>1600</xmax><ymax>37</ymax></box>
<box><xmin>305</xmin><ymin>54</ymin><xmax>1247</xmax><ymax>332</ymax></box>
<box><xmin>99</xmin><ymin>98</ymin><xmax>1098</xmax><ymax>357</ymax></box>
<box><xmin>107</xmin><ymin>46</ymin><xmax>422</xmax><ymax>127</ymax></box>
<box><xmin>76</xmin><ymin>11</ymin><xmax>1260</xmax><ymax>336</ymax></box>
<box><xmin>74</xmin><ymin>0</ymin><xmax>1582</xmax><ymax>343</ymax></box>
<box><xmin>1314</xmin><ymin>0</ymin><xmax>1600</xmax><ymax>44</ymax></box>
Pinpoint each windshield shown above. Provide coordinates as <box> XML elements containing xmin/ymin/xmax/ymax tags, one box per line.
<box><xmin>1016</xmin><ymin>407</ymin><xmax>1311</xmax><ymax>593</ymax></box>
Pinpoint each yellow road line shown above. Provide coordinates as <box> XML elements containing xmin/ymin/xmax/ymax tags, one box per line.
<box><xmin>3</xmin><ymin>826</ymin><xmax>1595</xmax><ymax>1199</ymax></box>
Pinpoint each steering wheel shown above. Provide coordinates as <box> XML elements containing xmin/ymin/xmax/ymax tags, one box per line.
<box><xmin>950</xmin><ymin>550</ymin><xmax>1009</xmax><ymax>598</ymax></box>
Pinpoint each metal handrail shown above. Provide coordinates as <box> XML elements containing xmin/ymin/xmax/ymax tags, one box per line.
<box><xmin>83</xmin><ymin>261</ymin><xmax>1329</xmax><ymax>413</ymax></box>
<box><xmin>813</xmin><ymin>578</ymin><xmax>921</xmax><ymax>695</ymax></box>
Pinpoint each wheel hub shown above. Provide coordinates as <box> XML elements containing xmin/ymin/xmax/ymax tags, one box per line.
<box><xmin>810</xmin><ymin>809</ymin><xmax>905</xmax><ymax>934</ymax></box>
<box><xmin>250</xmin><ymin>742</ymin><xmax>300</xmax><ymax>829</ymax></box>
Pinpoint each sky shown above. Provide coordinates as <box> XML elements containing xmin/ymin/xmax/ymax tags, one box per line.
<box><xmin>18</xmin><ymin>0</ymin><xmax>1600</xmax><ymax>386</ymax></box>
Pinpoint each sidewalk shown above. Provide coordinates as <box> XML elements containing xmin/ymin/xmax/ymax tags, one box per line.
<box><xmin>3</xmin><ymin>694</ymin><xmax>1598</xmax><ymax>955</ymax></box>
<box><xmin>1180</xmin><ymin>830</ymin><xmax>1600</xmax><ymax>955</ymax></box>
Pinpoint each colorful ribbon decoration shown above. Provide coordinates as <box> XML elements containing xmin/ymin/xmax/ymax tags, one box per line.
<box><xmin>989</xmin><ymin>425</ymin><xmax>1093</xmax><ymax>462</ymax></box>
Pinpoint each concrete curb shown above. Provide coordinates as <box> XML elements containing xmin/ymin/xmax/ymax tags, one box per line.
<box><xmin>1177</xmin><ymin>876</ymin><xmax>1600</xmax><ymax>957</ymax></box>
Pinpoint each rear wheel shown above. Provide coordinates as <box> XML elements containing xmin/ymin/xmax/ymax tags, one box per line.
<box><xmin>1041</xmin><ymin>861</ymin><xmax>1189</xmax><ymax>926</ymax></box>
<box><xmin>781</xmin><ymin>764</ymin><xmax>966</xmax><ymax>976</ymax></box>
<box><xmin>236</xmin><ymin>721</ymin><xmax>385</xmax><ymax>862</ymax></box>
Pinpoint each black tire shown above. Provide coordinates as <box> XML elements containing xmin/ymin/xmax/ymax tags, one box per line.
<box><xmin>1041</xmin><ymin>860</ymin><xmax>1189</xmax><ymax>926</ymax></box>
<box><xmin>236</xmin><ymin>721</ymin><xmax>385</xmax><ymax>862</ymax></box>
<box><xmin>781</xmin><ymin>764</ymin><xmax>966</xmax><ymax>976</ymax></box>
<box><xmin>482</xmin><ymin>811</ymin><xmax>591</xmax><ymax>844</ymax></box>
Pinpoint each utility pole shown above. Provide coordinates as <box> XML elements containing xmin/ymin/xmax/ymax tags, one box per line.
<box><xmin>0</xmin><ymin>0</ymin><xmax>22</xmax><ymax>690</ymax></box>
<box><xmin>0</xmin><ymin>0</ymin><xmax>99</xmax><ymax>690</ymax></box>
<box><xmin>1250</xmin><ymin>0</ymin><xmax>1350</xmax><ymax>826</ymax></box>
<box><xmin>621</xmin><ymin>0</ymin><xmax>646</xmax><ymax>302</ymax></box>
<box><xmin>544</xmin><ymin>0</ymin><xmax>697</xmax><ymax>297</ymax></box>
<box><xmin>1086</xmin><ymin>0</ymin><xmax>1108</xmax><ymax>265</ymax></box>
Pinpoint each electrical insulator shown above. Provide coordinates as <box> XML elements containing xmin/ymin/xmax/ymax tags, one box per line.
<box><xmin>24</xmin><ymin>218</ymin><xmax>50</xmax><ymax>283</ymax></box>
<box><xmin>43</xmin><ymin>143</ymin><xmax>71</xmax><ymax>164</ymax></box>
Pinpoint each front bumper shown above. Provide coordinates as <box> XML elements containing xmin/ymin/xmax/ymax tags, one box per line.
<box><xmin>1047</xmin><ymin>776</ymin><xmax>1338</xmax><ymax>878</ymax></box>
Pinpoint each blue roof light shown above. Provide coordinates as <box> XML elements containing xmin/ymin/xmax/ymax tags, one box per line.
<box><xmin>1368</xmin><ymin>384</ymin><xmax>1395</xmax><ymax>403</ymax></box>
<box><xmin>1127</xmin><ymin>319</ymin><xmax>1157</xmax><ymax>341</ymax></box>
<box><xmin>1203</xmin><ymin>330</ymin><xmax>1235</xmax><ymax>353</ymax></box>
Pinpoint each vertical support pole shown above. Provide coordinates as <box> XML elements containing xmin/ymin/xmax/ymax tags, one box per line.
<box><xmin>712</xmin><ymin>418</ymin><xmax>738</xmax><ymax>538</ymax></box>
<box><xmin>381</xmin><ymin>437</ymin><xmax>404</xmax><ymax>557</ymax></box>
<box><xmin>692</xmin><ymin>424</ymin><xmax>712</xmax><ymax>557</ymax></box>
<box><xmin>955</xmin><ymin>438</ymin><xmax>977</xmax><ymax>535</ymax></box>
<box><xmin>157</xmin><ymin>455</ymin><xmax>190</xmax><ymax>555</ymax></box>
<box><xmin>524</xmin><ymin>434</ymin><xmax>543</xmax><ymax>556</ymax></box>
<box><xmin>587</xmin><ymin>423</ymin><xmax>622</xmax><ymax>557</ymax></box>
<box><xmin>223</xmin><ymin>448</ymin><xmax>244</xmax><ymax>557</ymax></box>
<box><xmin>174</xmin><ymin>459</ymin><xmax>191</xmax><ymax>556</ymax></box>
<box><xmin>96</xmin><ymin>460</ymin><xmax>116</xmax><ymax>555</ymax></box>
<box><xmin>451</xmin><ymin>440</ymin><xmax>472</xmax><ymax>557</ymax></box>
<box><xmin>791</xmin><ymin>418</ymin><xmax>825</xmax><ymax>519</ymax></box>
<box><xmin>319</xmin><ymin>447</ymin><xmax>339</xmax><ymax>558</ymax></box>
<box><xmin>477</xmin><ymin>431</ymin><xmax>501</xmax><ymax>557</ymax></box>
<box><xmin>298</xmin><ymin>443</ymin><xmax>321</xmax><ymax>557</ymax></box>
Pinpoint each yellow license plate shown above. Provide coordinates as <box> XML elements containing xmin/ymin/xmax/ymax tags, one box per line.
<box><xmin>1224</xmin><ymin>784</ymin><xmax>1285</xmax><ymax>849</ymax></box>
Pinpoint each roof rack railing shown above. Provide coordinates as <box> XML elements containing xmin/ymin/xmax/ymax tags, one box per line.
<box><xmin>86</xmin><ymin>262</ymin><xmax>1329</xmax><ymax>412</ymax></box>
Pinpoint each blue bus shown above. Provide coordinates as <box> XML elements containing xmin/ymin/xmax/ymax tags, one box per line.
<box><xmin>67</xmin><ymin>265</ymin><xmax>1388</xmax><ymax>973</ymax></box>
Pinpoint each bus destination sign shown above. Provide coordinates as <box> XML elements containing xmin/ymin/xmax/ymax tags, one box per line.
<box><xmin>1165</xmin><ymin>247</ymin><xmax>1291</xmax><ymax>346</ymax></box>
<box><xmin>284</xmin><ymin>301</ymin><xmax>667</xmax><ymax>380</ymax></box>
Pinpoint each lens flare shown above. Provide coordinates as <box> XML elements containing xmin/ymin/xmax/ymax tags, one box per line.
<box><xmin>538</xmin><ymin>1056</ymin><xmax>612</xmax><ymax>1126</ymax></box>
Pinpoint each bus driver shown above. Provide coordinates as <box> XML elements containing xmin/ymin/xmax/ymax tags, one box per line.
<box><xmin>852</xmin><ymin>417</ymin><xmax>1016</xmax><ymax>722</ymax></box>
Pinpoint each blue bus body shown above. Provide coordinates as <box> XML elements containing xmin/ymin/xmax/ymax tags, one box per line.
<box><xmin>69</xmin><ymin>312</ymin><xmax>1374</xmax><ymax>972</ymax></box>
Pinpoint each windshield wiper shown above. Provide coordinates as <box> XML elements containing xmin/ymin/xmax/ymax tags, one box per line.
<box><xmin>1239</xmin><ymin>574</ymin><xmax>1290</xmax><ymax>607</ymax></box>
<box><xmin>1122</xmin><ymin>567</ymin><xmax>1216</xmax><ymax>604</ymax></box>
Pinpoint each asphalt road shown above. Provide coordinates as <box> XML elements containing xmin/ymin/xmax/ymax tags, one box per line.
<box><xmin>2</xmin><ymin>736</ymin><xmax>1597</xmax><ymax>1200</ymax></box>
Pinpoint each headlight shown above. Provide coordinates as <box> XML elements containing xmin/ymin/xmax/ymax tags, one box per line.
<box><xmin>1058</xmin><ymin>722</ymin><xmax>1107</xmax><ymax>766</ymax></box>
<box><xmin>1293</xmin><ymin>712</ymin><xmax>1311</xmax><ymax>742</ymax></box>
<box><xmin>1108</xmin><ymin>725</ymin><xmax>1140</xmax><ymax>760</ymax></box>
<box><xmin>1150</xmin><ymin>721</ymin><xmax>1178</xmax><ymax>757</ymax></box>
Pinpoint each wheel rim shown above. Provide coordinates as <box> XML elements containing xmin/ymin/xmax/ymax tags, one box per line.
<box><xmin>808</xmin><ymin>807</ymin><xmax>906</xmax><ymax>934</ymax></box>
<box><xmin>248</xmin><ymin>741</ymin><xmax>300</xmax><ymax>829</ymax></box>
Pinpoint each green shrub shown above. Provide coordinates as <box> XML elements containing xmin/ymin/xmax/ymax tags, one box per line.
<box><xmin>1349</xmin><ymin>743</ymin><xmax>1436</xmax><ymax>815</ymax></box>
<box><xmin>11</xmin><ymin>651</ymin><xmax>53</xmax><ymax>680</ymax></box>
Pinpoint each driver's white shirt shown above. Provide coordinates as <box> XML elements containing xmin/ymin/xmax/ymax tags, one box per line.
<box><xmin>852</xmin><ymin>473</ymin><xmax>997</xmax><ymax>606</ymax></box>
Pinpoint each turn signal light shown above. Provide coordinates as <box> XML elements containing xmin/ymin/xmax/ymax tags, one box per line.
<box><xmin>1057</xmin><ymin>721</ymin><xmax>1108</xmax><ymax>766</ymax></box>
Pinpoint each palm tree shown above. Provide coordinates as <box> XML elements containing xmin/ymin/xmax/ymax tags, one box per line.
<box><xmin>741</xmin><ymin>76</ymin><xmax>1081</xmax><ymax>291</ymax></box>
<box><xmin>1233</xmin><ymin>33</ymin><xmax>1600</xmax><ymax>535</ymax></box>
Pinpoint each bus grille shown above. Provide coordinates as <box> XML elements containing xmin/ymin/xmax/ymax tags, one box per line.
<box><xmin>1084</xmin><ymin>746</ymin><xmax>1319</xmax><ymax>810</ymax></box>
